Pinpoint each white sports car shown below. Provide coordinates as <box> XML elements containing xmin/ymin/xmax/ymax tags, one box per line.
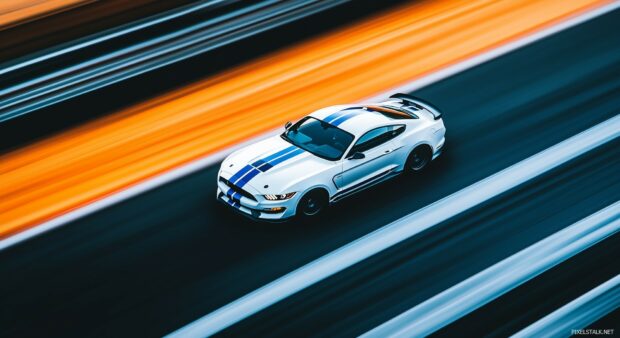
<box><xmin>217</xmin><ymin>93</ymin><xmax>446</xmax><ymax>221</ymax></box>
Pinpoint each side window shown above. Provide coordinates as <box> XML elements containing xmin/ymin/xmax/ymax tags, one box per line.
<box><xmin>349</xmin><ymin>125</ymin><xmax>405</xmax><ymax>154</ymax></box>
<box><xmin>387</xmin><ymin>124</ymin><xmax>406</xmax><ymax>139</ymax></box>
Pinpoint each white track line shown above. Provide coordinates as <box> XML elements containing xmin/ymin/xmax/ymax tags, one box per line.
<box><xmin>1</xmin><ymin>2</ymin><xmax>618</xmax><ymax>251</ymax></box>
<box><xmin>363</xmin><ymin>202</ymin><xmax>620</xmax><ymax>338</ymax></box>
<box><xmin>0</xmin><ymin>0</ymin><xmax>227</xmax><ymax>76</ymax></box>
<box><xmin>166</xmin><ymin>114</ymin><xmax>620</xmax><ymax>337</ymax></box>
<box><xmin>513</xmin><ymin>274</ymin><xmax>620</xmax><ymax>338</ymax></box>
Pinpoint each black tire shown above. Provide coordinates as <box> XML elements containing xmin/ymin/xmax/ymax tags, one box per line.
<box><xmin>405</xmin><ymin>145</ymin><xmax>432</xmax><ymax>173</ymax></box>
<box><xmin>297</xmin><ymin>189</ymin><xmax>328</xmax><ymax>217</ymax></box>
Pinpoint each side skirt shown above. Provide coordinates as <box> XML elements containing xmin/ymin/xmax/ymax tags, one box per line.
<box><xmin>331</xmin><ymin>168</ymin><xmax>401</xmax><ymax>203</ymax></box>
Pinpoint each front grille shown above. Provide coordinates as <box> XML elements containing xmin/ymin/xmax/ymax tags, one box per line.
<box><xmin>219</xmin><ymin>176</ymin><xmax>257</xmax><ymax>201</ymax></box>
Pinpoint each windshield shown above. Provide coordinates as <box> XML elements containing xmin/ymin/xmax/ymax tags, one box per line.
<box><xmin>282</xmin><ymin>117</ymin><xmax>354</xmax><ymax>160</ymax></box>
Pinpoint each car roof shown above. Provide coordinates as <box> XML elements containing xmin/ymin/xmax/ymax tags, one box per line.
<box><xmin>309</xmin><ymin>104</ymin><xmax>403</xmax><ymax>136</ymax></box>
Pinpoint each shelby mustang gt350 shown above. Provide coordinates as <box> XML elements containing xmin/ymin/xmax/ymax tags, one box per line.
<box><xmin>217</xmin><ymin>93</ymin><xmax>446</xmax><ymax>221</ymax></box>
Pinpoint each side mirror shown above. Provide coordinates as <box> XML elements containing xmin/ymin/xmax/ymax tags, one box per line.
<box><xmin>284</xmin><ymin>121</ymin><xmax>292</xmax><ymax>130</ymax></box>
<box><xmin>347</xmin><ymin>152</ymin><xmax>365</xmax><ymax>160</ymax></box>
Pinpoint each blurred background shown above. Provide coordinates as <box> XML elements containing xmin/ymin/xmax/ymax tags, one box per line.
<box><xmin>0</xmin><ymin>0</ymin><xmax>618</xmax><ymax>337</ymax></box>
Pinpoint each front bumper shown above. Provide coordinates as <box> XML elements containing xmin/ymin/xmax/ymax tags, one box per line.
<box><xmin>216</xmin><ymin>182</ymin><xmax>299</xmax><ymax>221</ymax></box>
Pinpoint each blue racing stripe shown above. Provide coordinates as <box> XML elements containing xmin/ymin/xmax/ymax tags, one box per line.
<box><xmin>236</xmin><ymin>147</ymin><xmax>304</xmax><ymax>187</ymax></box>
<box><xmin>226</xmin><ymin>144</ymin><xmax>304</xmax><ymax>198</ymax></box>
<box><xmin>264</xmin><ymin>147</ymin><xmax>305</xmax><ymax>169</ymax></box>
<box><xmin>323</xmin><ymin>107</ymin><xmax>358</xmax><ymax>123</ymax></box>
<box><xmin>225</xmin><ymin>188</ymin><xmax>242</xmax><ymax>203</ymax></box>
<box><xmin>226</xmin><ymin>198</ymin><xmax>240</xmax><ymax>209</ymax></box>
<box><xmin>323</xmin><ymin>110</ymin><xmax>348</xmax><ymax>123</ymax></box>
<box><xmin>225</xmin><ymin>188</ymin><xmax>234</xmax><ymax>198</ymax></box>
<box><xmin>229</xmin><ymin>164</ymin><xmax>254</xmax><ymax>185</ymax></box>
<box><xmin>251</xmin><ymin>145</ymin><xmax>296</xmax><ymax>168</ymax></box>
<box><xmin>233</xmin><ymin>193</ymin><xmax>242</xmax><ymax>202</ymax></box>
<box><xmin>331</xmin><ymin>109</ymin><xmax>363</xmax><ymax>126</ymax></box>
<box><xmin>236</xmin><ymin>167</ymin><xmax>261</xmax><ymax>187</ymax></box>
<box><xmin>256</xmin><ymin>162</ymin><xmax>273</xmax><ymax>171</ymax></box>
<box><xmin>255</xmin><ymin>146</ymin><xmax>299</xmax><ymax>172</ymax></box>
<box><xmin>229</xmin><ymin>146</ymin><xmax>294</xmax><ymax>185</ymax></box>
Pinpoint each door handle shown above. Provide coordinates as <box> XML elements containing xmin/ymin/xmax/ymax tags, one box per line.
<box><xmin>385</xmin><ymin>149</ymin><xmax>392</xmax><ymax>153</ymax></box>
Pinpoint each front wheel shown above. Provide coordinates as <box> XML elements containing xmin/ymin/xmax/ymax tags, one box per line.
<box><xmin>405</xmin><ymin>145</ymin><xmax>432</xmax><ymax>173</ymax></box>
<box><xmin>297</xmin><ymin>189</ymin><xmax>328</xmax><ymax>217</ymax></box>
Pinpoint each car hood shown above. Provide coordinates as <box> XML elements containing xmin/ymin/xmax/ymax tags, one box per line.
<box><xmin>220</xmin><ymin>135</ymin><xmax>334</xmax><ymax>194</ymax></box>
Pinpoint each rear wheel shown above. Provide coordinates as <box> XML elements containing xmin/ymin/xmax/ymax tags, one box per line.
<box><xmin>405</xmin><ymin>145</ymin><xmax>432</xmax><ymax>172</ymax></box>
<box><xmin>297</xmin><ymin>189</ymin><xmax>328</xmax><ymax>217</ymax></box>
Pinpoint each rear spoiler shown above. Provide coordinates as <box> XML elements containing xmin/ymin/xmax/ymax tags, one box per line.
<box><xmin>389</xmin><ymin>93</ymin><xmax>443</xmax><ymax>120</ymax></box>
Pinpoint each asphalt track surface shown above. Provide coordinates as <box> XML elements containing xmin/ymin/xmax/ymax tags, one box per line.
<box><xmin>225</xmin><ymin>138</ymin><xmax>620</xmax><ymax>337</ymax></box>
<box><xmin>588</xmin><ymin>308</ymin><xmax>620</xmax><ymax>333</ymax></box>
<box><xmin>1</xmin><ymin>8</ymin><xmax>619</xmax><ymax>338</ymax></box>
<box><xmin>437</xmin><ymin>227</ymin><xmax>620</xmax><ymax>337</ymax></box>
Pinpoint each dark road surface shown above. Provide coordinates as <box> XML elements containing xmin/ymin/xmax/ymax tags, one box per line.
<box><xmin>226</xmin><ymin>140</ymin><xmax>619</xmax><ymax>337</ymax></box>
<box><xmin>436</xmin><ymin>229</ymin><xmax>620</xmax><ymax>337</ymax></box>
<box><xmin>1</xmin><ymin>8</ymin><xmax>619</xmax><ymax>338</ymax></box>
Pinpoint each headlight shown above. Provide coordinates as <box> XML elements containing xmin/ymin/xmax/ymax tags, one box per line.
<box><xmin>263</xmin><ymin>192</ymin><xmax>296</xmax><ymax>201</ymax></box>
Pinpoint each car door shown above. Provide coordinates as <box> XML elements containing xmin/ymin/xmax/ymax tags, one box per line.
<box><xmin>336</xmin><ymin>125</ymin><xmax>405</xmax><ymax>190</ymax></box>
